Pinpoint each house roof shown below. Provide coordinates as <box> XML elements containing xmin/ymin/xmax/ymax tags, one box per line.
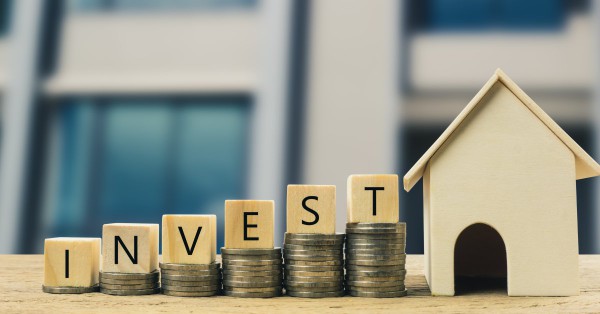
<box><xmin>403</xmin><ymin>69</ymin><xmax>600</xmax><ymax>192</ymax></box>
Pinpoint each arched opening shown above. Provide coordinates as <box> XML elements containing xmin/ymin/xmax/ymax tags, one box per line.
<box><xmin>454</xmin><ymin>223</ymin><xmax>507</xmax><ymax>295</ymax></box>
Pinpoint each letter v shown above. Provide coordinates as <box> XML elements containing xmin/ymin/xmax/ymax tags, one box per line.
<box><xmin>178</xmin><ymin>226</ymin><xmax>202</xmax><ymax>255</ymax></box>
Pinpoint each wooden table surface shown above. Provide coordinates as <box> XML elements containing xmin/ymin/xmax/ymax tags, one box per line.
<box><xmin>1</xmin><ymin>255</ymin><xmax>599</xmax><ymax>313</ymax></box>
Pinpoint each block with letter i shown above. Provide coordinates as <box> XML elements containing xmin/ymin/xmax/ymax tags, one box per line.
<box><xmin>225</xmin><ymin>200</ymin><xmax>274</xmax><ymax>248</ymax></box>
<box><xmin>43</xmin><ymin>237</ymin><xmax>101</xmax><ymax>294</ymax></box>
<box><xmin>287</xmin><ymin>185</ymin><xmax>336</xmax><ymax>234</ymax></box>
<box><xmin>102</xmin><ymin>223</ymin><xmax>159</xmax><ymax>273</ymax></box>
<box><xmin>162</xmin><ymin>215</ymin><xmax>217</xmax><ymax>264</ymax></box>
<box><xmin>347</xmin><ymin>174</ymin><xmax>399</xmax><ymax>223</ymax></box>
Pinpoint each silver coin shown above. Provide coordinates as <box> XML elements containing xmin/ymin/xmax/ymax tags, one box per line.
<box><xmin>284</xmin><ymin>270</ymin><xmax>343</xmax><ymax>277</ymax></box>
<box><xmin>346</xmin><ymin>238</ymin><xmax>404</xmax><ymax>245</ymax></box>
<box><xmin>100</xmin><ymin>277</ymin><xmax>157</xmax><ymax>285</ymax></box>
<box><xmin>42</xmin><ymin>285</ymin><xmax>99</xmax><ymax>294</ymax></box>
<box><xmin>284</xmin><ymin>285</ymin><xmax>344</xmax><ymax>293</ymax></box>
<box><xmin>345</xmin><ymin>269</ymin><xmax>406</xmax><ymax>277</ymax></box>
<box><xmin>349</xmin><ymin>289</ymin><xmax>407</xmax><ymax>298</ymax></box>
<box><xmin>346</xmin><ymin>264</ymin><xmax>406</xmax><ymax>272</ymax></box>
<box><xmin>346</xmin><ymin>280</ymin><xmax>404</xmax><ymax>288</ymax></box>
<box><xmin>222</xmin><ymin>254</ymin><xmax>281</xmax><ymax>261</ymax></box>
<box><xmin>222</xmin><ymin>269</ymin><xmax>281</xmax><ymax>277</ymax></box>
<box><xmin>161</xmin><ymin>279</ymin><xmax>220</xmax><ymax>287</ymax></box>
<box><xmin>346</xmin><ymin>275</ymin><xmax>405</xmax><ymax>283</ymax></box>
<box><xmin>101</xmin><ymin>282</ymin><xmax>159</xmax><ymax>290</ymax></box>
<box><xmin>285</xmin><ymin>275</ymin><xmax>343</xmax><ymax>283</ymax></box>
<box><xmin>286</xmin><ymin>290</ymin><xmax>345</xmax><ymax>298</ymax></box>
<box><xmin>222</xmin><ymin>280</ymin><xmax>282</xmax><ymax>288</ymax></box>
<box><xmin>225</xmin><ymin>275</ymin><xmax>282</xmax><ymax>282</ymax></box>
<box><xmin>222</xmin><ymin>264</ymin><xmax>281</xmax><ymax>271</ymax></box>
<box><xmin>223</xmin><ymin>290</ymin><xmax>281</xmax><ymax>298</ymax></box>
<box><xmin>346</xmin><ymin>222</ymin><xmax>406</xmax><ymax>232</ymax></box>
<box><xmin>346</xmin><ymin>243</ymin><xmax>405</xmax><ymax>250</ymax></box>
<box><xmin>285</xmin><ymin>281</ymin><xmax>343</xmax><ymax>288</ymax></box>
<box><xmin>346</xmin><ymin>233</ymin><xmax>406</xmax><ymax>240</ymax></box>
<box><xmin>285</xmin><ymin>259</ymin><xmax>343</xmax><ymax>266</ymax></box>
<box><xmin>284</xmin><ymin>249</ymin><xmax>343</xmax><ymax>256</ymax></box>
<box><xmin>223</xmin><ymin>286</ymin><xmax>282</xmax><ymax>293</ymax></box>
<box><xmin>161</xmin><ymin>284</ymin><xmax>220</xmax><ymax>292</ymax></box>
<box><xmin>347</xmin><ymin>285</ymin><xmax>406</xmax><ymax>292</ymax></box>
<box><xmin>161</xmin><ymin>269</ymin><xmax>220</xmax><ymax>276</ymax></box>
<box><xmin>346</xmin><ymin>260</ymin><xmax>406</xmax><ymax>267</ymax></box>
<box><xmin>284</xmin><ymin>238</ymin><xmax>345</xmax><ymax>246</ymax></box>
<box><xmin>284</xmin><ymin>233</ymin><xmax>345</xmax><ymax>240</ymax></box>
<box><xmin>283</xmin><ymin>243</ymin><xmax>343</xmax><ymax>251</ymax></box>
<box><xmin>100</xmin><ymin>270</ymin><xmax>159</xmax><ymax>280</ymax></box>
<box><xmin>159</xmin><ymin>262</ymin><xmax>220</xmax><ymax>271</ymax></box>
<box><xmin>345</xmin><ymin>248</ymin><xmax>405</xmax><ymax>255</ymax></box>
<box><xmin>100</xmin><ymin>287</ymin><xmax>161</xmax><ymax>296</ymax></box>
<box><xmin>284</xmin><ymin>264</ymin><xmax>343</xmax><ymax>272</ymax></box>
<box><xmin>222</xmin><ymin>259</ymin><xmax>282</xmax><ymax>266</ymax></box>
<box><xmin>162</xmin><ymin>289</ymin><xmax>219</xmax><ymax>297</ymax></box>
<box><xmin>161</xmin><ymin>274</ymin><xmax>221</xmax><ymax>281</ymax></box>
<box><xmin>345</xmin><ymin>254</ymin><xmax>406</xmax><ymax>261</ymax></box>
<box><xmin>283</xmin><ymin>254</ymin><xmax>342</xmax><ymax>261</ymax></box>
<box><xmin>221</xmin><ymin>248</ymin><xmax>281</xmax><ymax>255</ymax></box>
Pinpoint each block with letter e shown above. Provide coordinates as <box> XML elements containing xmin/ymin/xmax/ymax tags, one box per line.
<box><xmin>287</xmin><ymin>185</ymin><xmax>336</xmax><ymax>234</ymax></box>
<box><xmin>44</xmin><ymin>237</ymin><xmax>101</xmax><ymax>287</ymax></box>
<box><xmin>347</xmin><ymin>174</ymin><xmax>399</xmax><ymax>223</ymax></box>
<box><xmin>102</xmin><ymin>223</ymin><xmax>159</xmax><ymax>273</ymax></box>
<box><xmin>162</xmin><ymin>215</ymin><xmax>216</xmax><ymax>264</ymax></box>
<box><xmin>225</xmin><ymin>200</ymin><xmax>274</xmax><ymax>248</ymax></box>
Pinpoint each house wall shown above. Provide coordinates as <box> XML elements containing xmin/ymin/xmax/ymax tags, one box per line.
<box><xmin>428</xmin><ymin>81</ymin><xmax>578</xmax><ymax>296</ymax></box>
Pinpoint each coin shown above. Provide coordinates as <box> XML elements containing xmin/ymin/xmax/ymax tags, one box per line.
<box><xmin>100</xmin><ymin>287</ymin><xmax>160</xmax><ymax>295</ymax></box>
<box><xmin>222</xmin><ymin>259</ymin><xmax>282</xmax><ymax>266</ymax></box>
<box><xmin>162</xmin><ymin>289</ymin><xmax>219</xmax><ymax>297</ymax></box>
<box><xmin>346</xmin><ymin>238</ymin><xmax>404</xmax><ymax>245</ymax></box>
<box><xmin>349</xmin><ymin>289</ymin><xmax>407</xmax><ymax>298</ymax></box>
<box><xmin>285</xmin><ymin>281</ymin><xmax>343</xmax><ymax>288</ymax></box>
<box><xmin>161</xmin><ymin>279</ymin><xmax>220</xmax><ymax>286</ymax></box>
<box><xmin>223</xmin><ymin>286</ymin><xmax>282</xmax><ymax>293</ymax></box>
<box><xmin>221</xmin><ymin>248</ymin><xmax>282</xmax><ymax>255</ymax></box>
<box><xmin>284</xmin><ymin>264</ymin><xmax>343</xmax><ymax>272</ymax></box>
<box><xmin>285</xmin><ymin>275</ymin><xmax>343</xmax><ymax>283</ymax></box>
<box><xmin>283</xmin><ymin>244</ymin><xmax>343</xmax><ymax>251</ymax></box>
<box><xmin>42</xmin><ymin>285</ymin><xmax>99</xmax><ymax>294</ymax></box>
<box><xmin>346</xmin><ymin>222</ymin><xmax>406</xmax><ymax>232</ymax></box>
<box><xmin>345</xmin><ymin>269</ymin><xmax>406</xmax><ymax>277</ymax></box>
<box><xmin>161</xmin><ymin>284</ymin><xmax>220</xmax><ymax>292</ymax></box>
<box><xmin>345</xmin><ymin>254</ymin><xmax>406</xmax><ymax>261</ymax></box>
<box><xmin>285</xmin><ymin>259</ymin><xmax>342</xmax><ymax>266</ymax></box>
<box><xmin>223</xmin><ymin>290</ymin><xmax>282</xmax><ymax>298</ymax></box>
<box><xmin>345</xmin><ymin>280</ymin><xmax>404</xmax><ymax>288</ymax></box>
<box><xmin>284</xmin><ymin>270</ymin><xmax>343</xmax><ymax>277</ymax></box>
<box><xmin>284</xmin><ymin>233</ymin><xmax>345</xmax><ymax>240</ymax></box>
<box><xmin>347</xmin><ymin>285</ymin><xmax>406</xmax><ymax>292</ymax></box>
<box><xmin>225</xmin><ymin>275</ymin><xmax>282</xmax><ymax>282</ymax></box>
<box><xmin>345</xmin><ymin>259</ymin><xmax>405</xmax><ymax>266</ymax></box>
<box><xmin>100</xmin><ymin>282</ymin><xmax>159</xmax><ymax>290</ymax></box>
<box><xmin>100</xmin><ymin>277</ymin><xmax>157</xmax><ymax>285</ymax></box>
<box><xmin>285</xmin><ymin>285</ymin><xmax>344</xmax><ymax>293</ymax></box>
<box><xmin>222</xmin><ymin>254</ymin><xmax>281</xmax><ymax>261</ymax></box>
<box><xmin>346</xmin><ymin>233</ymin><xmax>406</xmax><ymax>240</ymax></box>
<box><xmin>100</xmin><ymin>270</ymin><xmax>159</xmax><ymax>280</ymax></box>
<box><xmin>161</xmin><ymin>274</ymin><xmax>221</xmax><ymax>281</ymax></box>
<box><xmin>283</xmin><ymin>254</ymin><xmax>342</xmax><ymax>261</ymax></box>
<box><xmin>222</xmin><ymin>280</ymin><xmax>282</xmax><ymax>288</ymax></box>
<box><xmin>346</xmin><ymin>275</ymin><xmax>405</xmax><ymax>283</ymax></box>
<box><xmin>161</xmin><ymin>268</ymin><xmax>220</xmax><ymax>276</ymax></box>
<box><xmin>286</xmin><ymin>290</ymin><xmax>345</xmax><ymax>298</ymax></box>
<box><xmin>222</xmin><ymin>269</ymin><xmax>281</xmax><ymax>277</ymax></box>
<box><xmin>222</xmin><ymin>264</ymin><xmax>281</xmax><ymax>271</ymax></box>
<box><xmin>345</xmin><ymin>248</ymin><xmax>405</xmax><ymax>255</ymax></box>
<box><xmin>159</xmin><ymin>262</ymin><xmax>220</xmax><ymax>271</ymax></box>
<box><xmin>345</xmin><ymin>264</ymin><xmax>406</xmax><ymax>272</ymax></box>
<box><xmin>284</xmin><ymin>249</ymin><xmax>342</xmax><ymax>256</ymax></box>
<box><xmin>346</xmin><ymin>243</ymin><xmax>405</xmax><ymax>250</ymax></box>
<box><xmin>284</xmin><ymin>238</ymin><xmax>345</xmax><ymax>246</ymax></box>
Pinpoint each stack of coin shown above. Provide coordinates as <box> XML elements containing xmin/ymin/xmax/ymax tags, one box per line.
<box><xmin>99</xmin><ymin>270</ymin><xmax>160</xmax><ymax>296</ymax></box>
<box><xmin>283</xmin><ymin>233</ymin><xmax>345</xmax><ymax>298</ymax></box>
<box><xmin>345</xmin><ymin>222</ymin><xmax>407</xmax><ymax>298</ymax></box>
<box><xmin>42</xmin><ymin>285</ymin><xmax>99</xmax><ymax>294</ymax></box>
<box><xmin>160</xmin><ymin>262</ymin><xmax>221</xmax><ymax>297</ymax></box>
<box><xmin>221</xmin><ymin>248</ymin><xmax>283</xmax><ymax>298</ymax></box>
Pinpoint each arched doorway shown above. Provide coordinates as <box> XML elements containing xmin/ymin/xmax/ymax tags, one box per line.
<box><xmin>454</xmin><ymin>223</ymin><xmax>507</xmax><ymax>295</ymax></box>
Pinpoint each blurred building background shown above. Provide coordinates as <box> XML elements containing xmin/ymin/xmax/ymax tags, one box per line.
<box><xmin>0</xmin><ymin>0</ymin><xmax>599</xmax><ymax>254</ymax></box>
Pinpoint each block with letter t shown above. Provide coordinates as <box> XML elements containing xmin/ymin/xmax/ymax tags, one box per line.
<box><xmin>44</xmin><ymin>237</ymin><xmax>101</xmax><ymax>287</ymax></box>
<box><xmin>347</xmin><ymin>174</ymin><xmax>399</xmax><ymax>223</ymax></box>
<box><xmin>225</xmin><ymin>200</ymin><xmax>274</xmax><ymax>248</ymax></box>
<box><xmin>287</xmin><ymin>185</ymin><xmax>336</xmax><ymax>234</ymax></box>
<box><xmin>162</xmin><ymin>215</ymin><xmax>216</xmax><ymax>264</ymax></box>
<box><xmin>102</xmin><ymin>223</ymin><xmax>159</xmax><ymax>273</ymax></box>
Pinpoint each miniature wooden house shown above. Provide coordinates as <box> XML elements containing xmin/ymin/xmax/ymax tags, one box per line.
<box><xmin>403</xmin><ymin>69</ymin><xmax>600</xmax><ymax>296</ymax></box>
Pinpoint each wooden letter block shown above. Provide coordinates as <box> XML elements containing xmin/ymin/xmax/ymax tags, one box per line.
<box><xmin>44</xmin><ymin>237</ymin><xmax>100</xmax><ymax>287</ymax></box>
<box><xmin>347</xmin><ymin>174</ymin><xmax>399</xmax><ymax>223</ymax></box>
<box><xmin>287</xmin><ymin>185</ymin><xmax>336</xmax><ymax>234</ymax></box>
<box><xmin>102</xmin><ymin>223</ymin><xmax>159</xmax><ymax>273</ymax></box>
<box><xmin>225</xmin><ymin>200</ymin><xmax>274</xmax><ymax>249</ymax></box>
<box><xmin>162</xmin><ymin>215</ymin><xmax>216</xmax><ymax>264</ymax></box>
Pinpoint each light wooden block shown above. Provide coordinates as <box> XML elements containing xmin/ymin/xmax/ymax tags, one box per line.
<box><xmin>287</xmin><ymin>185</ymin><xmax>336</xmax><ymax>234</ymax></box>
<box><xmin>44</xmin><ymin>237</ymin><xmax>100</xmax><ymax>287</ymax></box>
<box><xmin>102</xmin><ymin>223</ymin><xmax>159</xmax><ymax>273</ymax></box>
<box><xmin>225</xmin><ymin>200</ymin><xmax>274</xmax><ymax>249</ymax></box>
<box><xmin>347</xmin><ymin>174</ymin><xmax>399</xmax><ymax>223</ymax></box>
<box><xmin>162</xmin><ymin>215</ymin><xmax>216</xmax><ymax>264</ymax></box>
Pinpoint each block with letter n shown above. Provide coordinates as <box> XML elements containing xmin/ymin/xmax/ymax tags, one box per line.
<box><xmin>225</xmin><ymin>200</ymin><xmax>274</xmax><ymax>249</ymax></box>
<box><xmin>162</xmin><ymin>214</ymin><xmax>216</xmax><ymax>264</ymax></box>
<box><xmin>347</xmin><ymin>174</ymin><xmax>399</xmax><ymax>223</ymax></box>
<box><xmin>287</xmin><ymin>185</ymin><xmax>336</xmax><ymax>234</ymax></box>
<box><xmin>44</xmin><ymin>237</ymin><xmax>100</xmax><ymax>288</ymax></box>
<box><xmin>102</xmin><ymin>223</ymin><xmax>159</xmax><ymax>273</ymax></box>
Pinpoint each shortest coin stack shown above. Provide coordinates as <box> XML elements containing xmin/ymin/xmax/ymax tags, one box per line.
<box><xmin>160</xmin><ymin>262</ymin><xmax>221</xmax><ymax>297</ymax></box>
<box><xmin>221</xmin><ymin>248</ymin><xmax>283</xmax><ymax>298</ymax></box>
<box><xmin>42</xmin><ymin>285</ymin><xmax>99</xmax><ymax>294</ymax></box>
<box><xmin>99</xmin><ymin>270</ymin><xmax>160</xmax><ymax>296</ymax></box>
<box><xmin>283</xmin><ymin>233</ymin><xmax>346</xmax><ymax>298</ymax></box>
<box><xmin>345</xmin><ymin>222</ymin><xmax>407</xmax><ymax>298</ymax></box>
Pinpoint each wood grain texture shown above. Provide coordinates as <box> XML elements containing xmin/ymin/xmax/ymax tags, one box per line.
<box><xmin>162</xmin><ymin>215</ymin><xmax>216</xmax><ymax>264</ymax></box>
<box><xmin>225</xmin><ymin>200</ymin><xmax>274</xmax><ymax>249</ymax></box>
<box><xmin>347</xmin><ymin>174</ymin><xmax>399</xmax><ymax>223</ymax></box>
<box><xmin>102</xmin><ymin>223</ymin><xmax>159</xmax><ymax>273</ymax></box>
<box><xmin>44</xmin><ymin>238</ymin><xmax>100</xmax><ymax>287</ymax></box>
<box><xmin>4</xmin><ymin>255</ymin><xmax>600</xmax><ymax>313</ymax></box>
<box><xmin>287</xmin><ymin>185</ymin><xmax>336</xmax><ymax>234</ymax></box>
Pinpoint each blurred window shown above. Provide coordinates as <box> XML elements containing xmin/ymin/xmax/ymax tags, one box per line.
<box><xmin>68</xmin><ymin>0</ymin><xmax>257</xmax><ymax>12</ymax></box>
<box><xmin>0</xmin><ymin>0</ymin><xmax>11</xmax><ymax>36</ymax></box>
<box><xmin>48</xmin><ymin>97</ymin><xmax>249</xmax><ymax>252</ymax></box>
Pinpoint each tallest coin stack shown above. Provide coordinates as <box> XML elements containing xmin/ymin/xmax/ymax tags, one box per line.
<box><xmin>344</xmin><ymin>222</ymin><xmax>407</xmax><ymax>298</ymax></box>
